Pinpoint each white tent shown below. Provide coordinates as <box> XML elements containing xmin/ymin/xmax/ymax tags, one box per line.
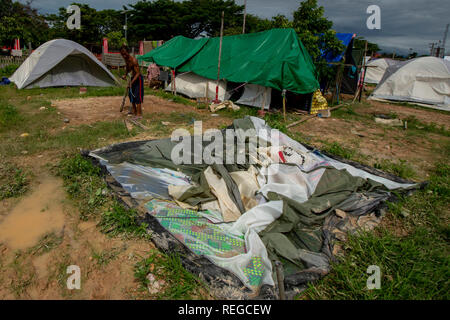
<box><xmin>365</xmin><ymin>58</ymin><xmax>401</xmax><ymax>84</ymax></box>
<box><xmin>165</xmin><ymin>72</ymin><xmax>272</xmax><ymax>109</ymax></box>
<box><xmin>10</xmin><ymin>39</ymin><xmax>117</xmax><ymax>89</ymax></box>
<box><xmin>236</xmin><ymin>84</ymin><xmax>271</xmax><ymax>110</ymax></box>
<box><xmin>165</xmin><ymin>72</ymin><xmax>227</xmax><ymax>101</ymax></box>
<box><xmin>369</xmin><ymin>57</ymin><xmax>450</xmax><ymax>110</ymax></box>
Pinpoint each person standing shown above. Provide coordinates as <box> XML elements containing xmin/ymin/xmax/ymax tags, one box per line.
<box><xmin>147</xmin><ymin>63</ymin><xmax>161</xmax><ymax>89</ymax></box>
<box><xmin>120</xmin><ymin>45</ymin><xmax>144</xmax><ymax>118</ymax></box>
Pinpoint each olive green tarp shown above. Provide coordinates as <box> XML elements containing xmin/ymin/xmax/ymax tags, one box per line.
<box><xmin>138</xmin><ymin>28</ymin><xmax>320</xmax><ymax>95</ymax></box>
<box><xmin>89</xmin><ymin>117</ymin><xmax>419</xmax><ymax>297</ymax></box>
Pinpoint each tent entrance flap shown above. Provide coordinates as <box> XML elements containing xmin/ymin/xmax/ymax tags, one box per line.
<box><xmin>236</xmin><ymin>84</ymin><xmax>271</xmax><ymax>110</ymax></box>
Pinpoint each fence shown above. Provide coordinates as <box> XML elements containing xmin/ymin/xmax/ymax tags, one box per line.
<box><xmin>0</xmin><ymin>55</ymin><xmax>27</xmax><ymax>69</ymax></box>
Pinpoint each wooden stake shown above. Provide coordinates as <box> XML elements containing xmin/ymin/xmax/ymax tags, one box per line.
<box><xmin>359</xmin><ymin>41</ymin><xmax>368</xmax><ymax>102</ymax></box>
<box><xmin>215</xmin><ymin>11</ymin><xmax>225</xmax><ymax>103</ymax></box>
<box><xmin>172</xmin><ymin>69</ymin><xmax>176</xmax><ymax>96</ymax></box>
<box><xmin>261</xmin><ymin>87</ymin><xmax>267</xmax><ymax>111</ymax></box>
<box><xmin>331</xmin><ymin>57</ymin><xmax>345</xmax><ymax>105</ymax></box>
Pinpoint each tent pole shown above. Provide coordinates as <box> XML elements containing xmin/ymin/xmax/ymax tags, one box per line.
<box><xmin>358</xmin><ymin>41</ymin><xmax>368</xmax><ymax>102</ymax></box>
<box><xmin>282</xmin><ymin>89</ymin><xmax>287</xmax><ymax>122</ymax></box>
<box><xmin>261</xmin><ymin>87</ymin><xmax>267</xmax><ymax>111</ymax></box>
<box><xmin>332</xmin><ymin>57</ymin><xmax>345</xmax><ymax>105</ymax></box>
<box><xmin>215</xmin><ymin>11</ymin><xmax>224</xmax><ymax>103</ymax></box>
<box><xmin>172</xmin><ymin>69</ymin><xmax>176</xmax><ymax>96</ymax></box>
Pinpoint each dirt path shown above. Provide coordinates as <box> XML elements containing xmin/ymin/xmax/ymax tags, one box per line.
<box><xmin>51</xmin><ymin>95</ymin><xmax>210</xmax><ymax>126</ymax></box>
<box><xmin>0</xmin><ymin>174</ymin><xmax>155</xmax><ymax>299</ymax></box>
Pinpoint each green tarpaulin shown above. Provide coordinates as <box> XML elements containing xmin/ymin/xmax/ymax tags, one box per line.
<box><xmin>138</xmin><ymin>28</ymin><xmax>319</xmax><ymax>95</ymax></box>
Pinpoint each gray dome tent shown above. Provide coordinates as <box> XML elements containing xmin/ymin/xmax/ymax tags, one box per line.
<box><xmin>10</xmin><ymin>39</ymin><xmax>117</xmax><ymax>89</ymax></box>
<box><xmin>369</xmin><ymin>57</ymin><xmax>450</xmax><ymax>110</ymax></box>
<box><xmin>364</xmin><ymin>58</ymin><xmax>402</xmax><ymax>84</ymax></box>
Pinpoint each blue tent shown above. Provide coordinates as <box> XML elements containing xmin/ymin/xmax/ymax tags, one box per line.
<box><xmin>321</xmin><ymin>33</ymin><xmax>355</xmax><ymax>63</ymax></box>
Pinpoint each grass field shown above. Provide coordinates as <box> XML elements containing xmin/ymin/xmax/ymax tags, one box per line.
<box><xmin>0</xmin><ymin>83</ymin><xmax>448</xmax><ymax>300</ymax></box>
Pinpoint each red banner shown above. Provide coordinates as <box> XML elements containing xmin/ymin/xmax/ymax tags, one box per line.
<box><xmin>103</xmin><ymin>38</ymin><xmax>108</xmax><ymax>54</ymax></box>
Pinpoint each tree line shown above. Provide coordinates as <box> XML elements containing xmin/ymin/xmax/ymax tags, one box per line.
<box><xmin>0</xmin><ymin>0</ymin><xmax>380</xmax><ymax>80</ymax></box>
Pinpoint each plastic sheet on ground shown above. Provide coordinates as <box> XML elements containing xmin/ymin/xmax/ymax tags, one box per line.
<box><xmin>89</xmin><ymin>116</ymin><xmax>419</xmax><ymax>297</ymax></box>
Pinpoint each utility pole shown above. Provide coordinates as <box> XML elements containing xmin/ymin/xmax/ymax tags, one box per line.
<box><xmin>442</xmin><ymin>23</ymin><xmax>449</xmax><ymax>57</ymax></box>
<box><xmin>242</xmin><ymin>0</ymin><xmax>247</xmax><ymax>34</ymax></box>
<box><xmin>429</xmin><ymin>42</ymin><xmax>435</xmax><ymax>56</ymax></box>
<box><xmin>122</xmin><ymin>9</ymin><xmax>129</xmax><ymax>43</ymax></box>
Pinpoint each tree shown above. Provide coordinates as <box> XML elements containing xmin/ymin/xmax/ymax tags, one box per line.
<box><xmin>291</xmin><ymin>0</ymin><xmax>344</xmax><ymax>82</ymax></box>
<box><xmin>354</xmin><ymin>36</ymin><xmax>380</xmax><ymax>56</ymax></box>
<box><xmin>106</xmin><ymin>31</ymin><xmax>127</xmax><ymax>48</ymax></box>
<box><xmin>0</xmin><ymin>0</ymin><xmax>49</xmax><ymax>47</ymax></box>
<box><xmin>127</xmin><ymin>0</ymin><xmax>185</xmax><ymax>42</ymax></box>
<box><xmin>46</xmin><ymin>3</ymin><xmax>123</xmax><ymax>46</ymax></box>
<box><xmin>128</xmin><ymin>0</ymin><xmax>245</xmax><ymax>41</ymax></box>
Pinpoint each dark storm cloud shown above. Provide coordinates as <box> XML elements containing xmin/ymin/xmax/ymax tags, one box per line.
<box><xmin>23</xmin><ymin>0</ymin><xmax>450</xmax><ymax>54</ymax></box>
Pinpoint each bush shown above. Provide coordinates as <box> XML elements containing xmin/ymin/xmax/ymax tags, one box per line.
<box><xmin>0</xmin><ymin>64</ymin><xmax>19</xmax><ymax>77</ymax></box>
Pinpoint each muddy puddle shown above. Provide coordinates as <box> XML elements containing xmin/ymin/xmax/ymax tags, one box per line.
<box><xmin>0</xmin><ymin>176</ymin><xmax>66</xmax><ymax>250</ymax></box>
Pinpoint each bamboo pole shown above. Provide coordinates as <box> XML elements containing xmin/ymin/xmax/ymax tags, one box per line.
<box><xmin>214</xmin><ymin>11</ymin><xmax>225</xmax><ymax>103</ymax></box>
<box><xmin>358</xmin><ymin>41</ymin><xmax>368</xmax><ymax>102</ymax></box>
<box><xmin>172</xmin><ymin>69</ymin><xmax>176</xmax><ymax>96</ymax></box>
<box><xmin>331</xmin><ymin>57</ymin><xmax>345</xmax><ymax>105</ymax></box>
<box><xmin>286</xmin><ymin>103</ymin><xmax>346</xmax><ymax>129</ymax></box>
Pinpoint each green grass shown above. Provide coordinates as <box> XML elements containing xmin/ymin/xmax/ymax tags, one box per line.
<box><xmin>302</xmin><ymin>162</ymin><xmax>450</xmax><ymax>300</ymax></box>
<box><xmin>322</xmin><ymin>141</ymin><xmax>357</xmax><ymax>160</ymax></box>
<box><xmin>9</xmin><ymin>252</ymin><xmax>35</xmax><ymax>298</ymax></box>
<box><xmin>58</xmin><ymin>154</ymin><xmax>150</xmax><ymax>239</ymax></box>
<box><xmin>216</xmin><ymin>104</ymin><xmax>258</xmax><ymax>119</ymax></box>
<box><xmin>0</xmin><ymin>101</ymin><xmax>22</xmax><ymax>131</ymax></box>
<box><xmin>57</xmin><ymin>154</ymin><xmax>108</xmax><ymax>220</ymax></box>
<box><xmin>0</xmin><ymin>161</ymin><xmax>29</xmax><ymax>200</ymax></box>
<box><xmin>0</xmin><ymin>86</ymin><xmax>139</xmax><ymax>159</ymax></box>
<box><xmin>3</xmin><ymin>83</ymin><xmax>127</xmax><ymax>100</ymax></box>
<box><xmin>332</xmin><ymin>103</ymin><xmax>372</xmax><ymax>122</ymax></box>
<box><xmin>264</xmin><ymin>112</ymin><xmax>288</xmax><ymax>134</ymax></box>
<box><xmin>99</xmin><ymin>202</ymin><xmax>149</xmax><ymax>239</ymax></box>
<box><xmin>404</xmin><ymin>115</ymin><xmax>450</xmax><ymax>137</ymax></box>
<box><xmin>134</xmin><ymin>250</ymin><xmax>207</xmax><ymax>299</ymax></box>
<box><xmin>0</xmin><ymin>64</ymin><xmax>19</xmax><ymax>77</ymax></box>
<box><xmin>374</xmin><ymin>159</ymin><xmax>416</xmax><ymax>180</ymax></box>
<box><xmin>28</xmin><ymin>233</ymin><xmax>63</xmax><ymax>256</ymax></box>
<box><xmin>91</xmin><ymin>247</ymin><xmax>123</xmax><ymax>267</ymax></box>
<box><xmin>147</xmin><ymin>88</ymin><xmax>197</xmax><ymax>107</ymax></box>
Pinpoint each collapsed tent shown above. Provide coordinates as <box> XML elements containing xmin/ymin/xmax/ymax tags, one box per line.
<box><xmin>88</xmin><ymin>116</ymin><xmax>419</xmax><ymax>299</ymax></box>
<box><xmin>10</xmin><ymin>39</ymin><xmax>117</xmax><ymax>89</ymax></box>
<box><xmin>369</xmin><ymin>56</ymin><xmax>450</xmax><ymax>110</ymax></box>
<box><xmin>364</xmin><ymin>58</ymin><xmax>401</xmax><ymax>84</ymax></box>
<box><xmin>139</xmin><ymin>29</ymin><xmax>319</xmax><ymax>110</ymax></box>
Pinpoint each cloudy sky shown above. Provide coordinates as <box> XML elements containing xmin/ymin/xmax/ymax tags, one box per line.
<box><xmin>24</xmin><ymin>0</ymin><xmax>449</xmax><ymax>55</ymax></box>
